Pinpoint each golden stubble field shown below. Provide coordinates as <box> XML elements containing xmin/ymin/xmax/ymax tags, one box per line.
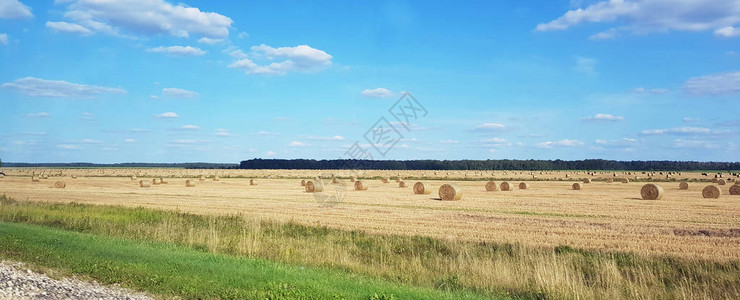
<box><xmin>1</xmin><ymin>168</ymin><xmax>738</xmax><ymax>261</ymax></box>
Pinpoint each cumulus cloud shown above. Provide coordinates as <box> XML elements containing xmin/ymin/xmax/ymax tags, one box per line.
<box><xmin>155</xmin><ymin>112</ymin><xmax>179</xmax><ymax>118</ymax></box>
<box><xmin>162</xmin><ymin>87</ymin><xmax>199</xmax><ymax>97</ymax></box>
<box><xmin>715</xmin><ymin>26</ymin><xmax>740</xmax><ymax>37</ymax></box>
<box><xmin>46</xmin><ymin>21</ymin><xmax>93</xmax><ymax>35</ymax></box>
<box><xmin>148</xmin><ymin>46</ymin><xmax>205</xmax><ymax>56</ymax></box>
<box><xmin>580</xmin><ymin>113</ymin><xmax>624</xmax><ymax>121</ymax></box>
<box><xmin>1</xmin><ymin>77</ymin><xmax>126</xmax><ymax>98</ymax></box>
<box><xmin>24</xmin><ymin>112</ymin><xmax>50</xmax><ymax>118</ymax></box>
<box><xmin>57</xmin><ymin>144</ymin><xmax>80</xmax><ymax>150</ymax></box>
<box><xmin>537</xmin><ymin>139</ymin><xmax>584</xmax><ymax>148</ymax></box>
<box><xmin>631</xmin><ymin>87</ymin><xmax>668</xmax><ymax>94</ymax></box>
<box><xmin>640</xmin><ymin>127</ymin><xmax>711</xmax><ymax>135</ymax></box>
<box><xmin>0</xmin><ymin>0</ymin><xmax>32</xmax><ymax>19</ymax></box>
<box><xmin>229</xmin><ymin>44</ymin><xmax>332</xmax><ymax>75</ymax></box>
<box><xmin>215</xmin><ymin>128</ymin><xmax>230</xmax><ymax>136</ymax></box>
<box><xmin>683</xmin><ymin>71</ymin><xmax>740</xmax><ymax>96</ymax></box>
<box><xmin>50</xmin><ymin>0</ymin><xmax>232</xmax><ymax>38</ymax></box>
<box><xmin>536</xmin><ymin>0</ymin><xmax>740</xmax><ymax>39</ymax></box>
<box><xmin>472</xmin><ymin>122</ymin><xmax>506</xmax><ymax>131</ymax></box>
<box><xmin>179</xmin><ymin>124</ymin><xmax>200</xmax><ymax>130</ymax></box>
<box><xmin>197</xmin><ymin>37</ymin><xmax>224</xmax><ymax>44</ymax></box>
<box><xmin>362</xmin><ymin>88</ymin><xmax>394</xmax><ymax>98</ymax></box>
<box><xmin>0</xmin><ymin>33</ymin><xmax>7</xmax><ymax>45</ymax></box>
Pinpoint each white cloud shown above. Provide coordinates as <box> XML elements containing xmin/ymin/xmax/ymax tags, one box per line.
<box><xmin>333</xmin><ymin>135</ymin><xmax>344</xmax><ymax>141</ymax></box>
<box><xmin>155</xmin><ymin>112</ymin><xmax>179</xmax><ymax>118</ymax></box>
<box><xmin>51</xmin><ymin>0</ymin><xmax>232</xmax><ymax>38</ymax></box>
<box><xmin>0</xmin><ymin>33</ymin><xmax>7</xmax><ymax>45</ymax></box>
<box><xmin>197</xmin><ymin>37</ymin><xmax>224</xmax><ymax>44</ymax></box>
<box><xmin>439</xmin><ymin>139</ymin><xmax>459</xmax><ymax>144</ymax></box>
<box><xmin>162</xmin><ymin>87</ymin><xmax>199</xmax><ymax>98</ymax></box>
<box><xmin>224</xmin><ymin>46</ymin><xmax>248</xmax><ymax>59</ymax></box>
<box><xmin>216</xmin><ymin>129</ymin><xmax>230</xmax><ymax>136</ymax></box>
<box><xmin>715</xmin><ymin>26</ymin><xmax>740</xmax><ymax>37</ymax></box>
<box><xmin>537</xmin><ymin>139</ymin><xmax>584</xmax><ymax>148</ymax></box>
<box><xmin>683</xmin><ymin>71</ymin><xmax>740</xmax><ymax>96</ymax></box>
<box><xmin>57</xmin><ymin>144</ymin><xmax>80</xmax><ymax>150</ymax></box>
<box><xmin>46</xmin><ymin>21</ymin><xmax>93</xmax><ymax>35</ymax></box>
<box><xmin>641</xmin><ymin>127</ymin><xmax>711</xmax><ymax>135</ymax></box>
<box><xmin>478</xmin><ymin>138</ymin><xmax>512</xmax><ymax>148</ymax></box>
<box><xmin>536</xmin><ymin>0</ymin><xmax>740</xmax><ymax>39</ymax></box>
<box><xmin>24</xmin><ymin>112</ymin><xmax>50</xmax><ymax>118</ymax></box>
<box><xmin>81</xmin><ymin>138</ymin><xmax>101</xmax><ymax>144</ymax></box>
<box><xmin>265</xmin><ymin>150</ymin><xmax>276</xmax><ymax>156</ymax></box>
<box><xmin>362</xmin><ymin>88</ymin><xmax>394</xmax><ymax>98</ymax></box>
<box><xmin>580</xmin><ymin>113</ymin><xmax>624</xmax><ymax>121</ymax></box>
<box><xmin>473</xmin><ymin>122</ymin><xmax>506</xmax><ymax>131</ymax></box>
<box><xmin>180</xmin><ymin>125</ymin><xmax>200</xmax><ymax>130</ymax></box>
<box><xmin>1</xmin><ymin>77</ymin><xmax>126</xmax><ymax>98</ymax></box>
<box><xmin>573</xmin><ymin>56</ymin><xmax>597</xmax><ymax>75</ymax></box>
<box><xmin>674</xmin><ymin>139</ymin><xmax>720</xmax><ymax>149</ymax></box>
<box><xmin>594</xmin><ymin>138</ymin><xmax>638</xmax><ymax>147</ymax></box>
<box><xmin>124</xmin><ymin>138</ymin><xmax>136</xmax><ymax>143</ymax></box>
<box><xmin>289</xmin><ymin>141</ymin><xmax>305</xmax><ymax>147</ymax></box>
<box><xmin>0</xmin><ymin>0</ymin><xmax>32</xmax><ymax>19</ymax></box>
<box><xmin>683</xmin><ymin>117</ymin><xmax>700</xmax><ymax>123</ymax></box>
<box><xmin>172</xmin><ymin>139</ymin><xmax>198</xmax><ymax>145</ymax></box>
<box><xmin>631</xmin><ymin>87</ymin><xmax>668</xmax><ymax>94</ymax></box>
<box><xmin>148</xmin><ymin>46</ymin><xmax>205</xmax><ymax>56</ymax></box>
<box><xmin>80</xmin><ymin>112</ymin><xmax>95</xmax><ymax>120</ymax></box>
<box><xmin>229</xmin><ymin>44</ymin><xmax>332</xmax><ymax>75</ymax></box>
<box><xmin>130</xmin><ymin>128</ymin><xmax>150</xmax><ymax>133</ymax></box>
<box><xmin>305</xmin><ymin>135</ymin><xmax>344</xmax><ymax>141</ymax></box>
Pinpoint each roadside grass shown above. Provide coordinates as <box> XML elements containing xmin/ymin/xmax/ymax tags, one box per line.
<box><xmin>0</xmin><ymin>195</ymin><xmax>738</xmax><ymax>299</ymax></box>
<box><xmin>0</xmin><ymin>221</ymin><xmax>494</xmax><ymax>300</ymax></box>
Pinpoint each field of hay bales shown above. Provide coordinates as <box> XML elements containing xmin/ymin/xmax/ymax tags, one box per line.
<box><xmin>1</xmin><ymin>168</ymin><xmax>738</xmax><ymax>261</ymax></box>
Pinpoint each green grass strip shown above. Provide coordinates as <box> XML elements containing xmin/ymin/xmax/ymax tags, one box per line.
<box><xmin>0</xmin><ymin>221</ymin><xmax>497</xmax><ymax>300</ymax></box>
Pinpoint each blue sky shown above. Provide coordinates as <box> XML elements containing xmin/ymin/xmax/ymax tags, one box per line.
<box><xmin>1</xmin><ymin>0</ymin><xmax>739</xmax><ymax>163</ymax></box>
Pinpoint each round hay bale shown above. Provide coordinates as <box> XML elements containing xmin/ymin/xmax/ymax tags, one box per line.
<box><xmin>729</xmin><ymin>184</ymin><xmax>740</xmax><ymax>195</ymax></box>
<box><xmin>702</xmin><ymin>185</ymin><xmax>721</xmax><ymax>198</ymax></box>
<box><xmin>606</xmin><ymin>178</ymin><xmax>613</xmax><ymax>183</ymax></box>
<box><xmin>354</xmin><ymin>181</ymin><xmax>368</xmax><ymax>191</ymax></box>
<box><xmin>438</xmin><ymin>183</ymin><xmax>462</xmax><ymax>201</ymax></box>
<box><xmin>712</xmin><ymin>178</ymin><xmax>719</xmax><ymax>183</ymax></box>
<box><xmin>485</xmin><ymin>181</ymin><xmax>498</xmax><ymax>191</ymax></box>
<box><xmin>305</xmin><ymin>180</ymin><xmax>323</xmax><ymax>193</ymax></box>
<box><xmin>199</xmin><ymin>175</ymin><xmax>206</xmax><ymax>182</ymax></box>
<box><xmin>54</xmin><ymin>181</ymin><xmax>66</xmax><ymax>189</ymax></box>
<box><xmin>350</xmin><ymin>177</ymin><xmax>356</xmax><ymax>182</ymax></box>
<box><xmin>398</xmin><ymin>181</ymin><xmax>406</xmax><ymax>188</ymax></box>
<box><xmin>413</xmin><ymin>182</ymin><xmax>431</xmax><ymax>195</ymax></box>
<box><xmin>679</xmin><ymin>182</ymin><xmax>689</xmax><ymax>190</ymax></box>
<box><xmin>139</xmin><ymin>180</ymin><xmax>150</xmax><ymax>188</ymax></box>
<box><xmin>300</xmin><ymin>179</ymin><xmax>306</xmax><ymax>186</ymax></box>
<box><xmin>572</xmin><ymin>183</ymin><xmax>581</xmax><ymax>190</ymax></box>
<box><xmin>583</xmin><ymin>178</ymin><xmax>591</xmax><ymax>184</ymax></box>
<box><xmin>31</xmin><ymin>176</ymin><xmax>40</xmax><ymax>182</ymax></box>
<box><xmin>213</xmin><ymin>176</ymin><xmax>220</xmax><ymax>181</ymax></box>
<box><xmin>250</xmin><ymin>179</ymin><xmax>257</xmax><ymax>186</ymax></box>
<box><xmin>382</xmin><ymin>178</ymin><xmax>390</xmax><ymax>183</ymax></box>
<box><xmin>622</xmin><ymin>178</ymin><xmax>630</xmax><ymax>184</ymax></box>
<box><xmin>130</xmin><ymin>176</ymin><xmax>137</xmax><ymax>180</ymax></box>
<box><xmin>152</xmin><ymin>178</ymin><xmax>161</xmax><ymax>185</ymax></box>
<box><xmin>640</xmin><ymin>184</ymin><xmax>664</xmax><ymax>200</ymax></box>
<box><xmin>500</xmin><ymin>181</ymin><xmax>511</xmax><ymax>191</ymax></box>
<box><xmin>518</xmin><ymin>182</ymin><xmax>529</xmax><ymax>190</ymax></box>
<box><xmin>71</xmin><ymin>175</ymin><xmax>77</xmax><ymax>179</ymax></box>
<box><xmin>160</xmin><ymin>178</ymin><xmax>168</xmax><ymax>184</ymax></box>
<box><xmin>332</xmin><ymin>178</ymin><xmax>339</xmax><ymax>184</ymax></box>
<box><xmin>185</xmin><ymin>180</ymin><xmax>195</xmax><ymax>187</ymax></box>
<box><xmin>718</xmin><ymin>179</ymin><xmax>726</xmax><ymax>185</ymax></box>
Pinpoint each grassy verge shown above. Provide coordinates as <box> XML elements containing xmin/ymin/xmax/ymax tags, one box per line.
<box><xmin>0</xmin><ymin>221</ymin><xmax>493</xmax><ymax>300</ymax></box>
<box><xmin>1</xmin><ymin>195</ymin><xmax>738</xmax><ymax>299</ymax></box>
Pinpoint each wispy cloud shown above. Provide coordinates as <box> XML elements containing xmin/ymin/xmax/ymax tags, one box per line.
<box><xmin>24</xmin><ymin>112</ymin><xmax>50</xmax><ymax>118</ymax></box>
<box><xmin>1</xmin><ymin>77</ymin><xmax>126</xmax><ymax>98</ymax></box>
<box><xmin>537</xmin><ymin>139</ymin><xmax>584</xmax><ymax>148</ymax></box>
<box><xmin>362</xmin><ymin>88</ymin><xmax>394</xmax><ymax>98</ymax></box>
<box><xmin>640</xmin><ymin>127</ymin><xmax>711</xmax><ymax>135</ymax></box>
<box><xmin>155</xmin><ymin>112</ymin><xmax>179</xmax><ymax>119</ymax></box>
<box><xmin>683</xmin><ymin>71</ymin><xmax>740</xmax><ymax>96</ymax></box>
<box><xmin>148</xmin><ymin>46</ymin><xmax>206</xmax><ymax>56</ymax></box>
<box><xmin>580</xmin><ymin>113</ymin><xmax>624</xmax><ymax>121</ymax></box>
<box><xmin>162</xmin><ymin>88</ymin><xmax>199</xmax><ymax>98</ymax></box>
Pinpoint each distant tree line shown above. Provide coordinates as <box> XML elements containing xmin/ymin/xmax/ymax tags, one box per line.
<box><xmin>2</xmin><ymin>162</ymin><xmax>239</xmax><ymax>169</ymax></box>
<box><xmin>239</xmin><ymin>159</ymin><xmax>740</xmax><ymax>171</ymax></box>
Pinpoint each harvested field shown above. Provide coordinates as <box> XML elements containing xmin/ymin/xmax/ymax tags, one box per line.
<box><xmin>1</xmin><ymin>168</ymin><xmax>739</xmax><ymax>261</ymax></box>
